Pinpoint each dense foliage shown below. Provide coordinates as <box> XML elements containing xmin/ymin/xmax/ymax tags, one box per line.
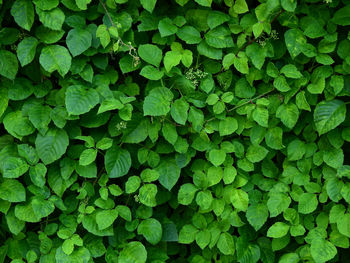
<box><xmin>0</xmin><ymin>0</ymin><xmax>350</xmax><ymax>262</ymax></box>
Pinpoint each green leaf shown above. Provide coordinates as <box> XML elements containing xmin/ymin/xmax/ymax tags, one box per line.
<box><xmin>323</xmin><ymin>148</ymin><xmax>344</xmax><ymax>169</ymax></box>
<box><xmin>281</xmin><ymin>0</ymin><xmax>297</xmax><ymax>12</ymax></box>
<box><xmin>15</xmin><ymin>202</ymin><xmax>40</xmax><ymax>223</ymax></box>
<box><xmin>119</xmin><ymin>242</ymin><xmax>147</xmax><ymax>263</ymax></box>
<box><xmin>105</xmin><ymin>147</ymin><xmax>131</xmax><ymax>178</ymax></box>
<box><xmin>176</xmin><ymin>26</ymin><xmax>202</xmax><ymax>44</ymax></box>
<box><xmin>284</xmin><ymin>29</ymin><xmax>307</xmax><ymax>58</ymax></box>
<box><xmin>197</xmin><ymin>41</ymin><xmax>222</xmax><ymax>60</ymax></box>
<box><xmin>252</xmin><ymin>107</ymin><xmax>269</xmax><ymax>128</ymax></box>
<box><xmin>196</xmin><ymin>229</ymin><xmax>211</xmax><ymax>249</ymax></box>
<box><xmin>296</xmin><ymin>91</ymin><xmax>311</xmax><ymax>111</ymax></box>
<box><xmin>196</xmin><ymin>190</ymin><xmax>213</xmax><ymax>209</ymax></box>
<box><xmin>233</xmin><ymin>52</ymin><xmax>249</xmax><ymax>74</ymax></box>
<box><xmin>143</xmin><ymin>87</ymin><xmax>174</xmax><ymax>116</ymax></box>
<box><xmin>336</xmin><ymin>213</ymin><xmax>350</xmax><ymax>237</ymax></box>
<box><xmin>55</xmin><ymin>247</ymin><xmax>91</xmax><ymax>263</ymax></box>
<box><xmin>65</xmin><ymin>85</ymin><xmax>99</xmax><ymax>115</ymax></box>
<box><xmin>207</xmin><ymin>11</ymin><xmax>230</xmax><ymax>29</ymax></box>
<box><xmin>280</xmin><ymin>64</ymin><xmax>303</xmax><ymax>79</ymax></box>
<box><xmin>0</xmin><ymin>50</ymin><xmax>18</xmax><ymax>80</ymax></box>
<box><xmin>137</xmin><ymin>218</ymin><xmax>162</xmax><ymax>245</ymax></box>
<box><xmin>36</xmin><ymin>7</ymin><xmax>65</xmax><ymax>31</ymax></box>
<box><xmin>140</xmin><ymin>65</ymin><xmax>164</xmax><ymax>80</ymax></box>
<box><xmin>96</xmin><ymin>25</ymin><xmax>110</xmax><ymax>48</ymax></box>
<box><xmin>138</xmin><ymin>44</ymin><xmax>162</xmax><ymax>67</ymax></box>
<box><xmin>217</xmin><ymin>232</ymin><xmax>235</xmax><ymax>255</ymax></box>
<box><xmin>140</xmin><ymin>0</ymin><xmax>157</xmax><ymax>13</ymax></box>
<box><xmin>195</xmin><ymin>0</ymin><xmax>212</xmax><ymax>7</ymax></box>
<box><xmin>246</xmin><ymin>43</ymin><xmax>266</xmax><ymax>69</ymax></box>
<box><xmin>82</xmin><ymin>212</ymin><xmax>114</xmax><ymax>236</ymax></box>
<box><xmin>139</xmin><ymin>184</ymin><xmax>158</xmax><ymax>207</ymax></box>
<box><xmin>179</xmin><ymin>224</ymin><xmax>198</xmax><ymax>244</ymax></box>
<box><xmin>33</xmin><ymin>0</ymin><xmax>59</xmax><ymax>10</ymax></box>
<box><xmin>0</xmin><ymin>179</ymin><xmax>26</xmax><ymax>202</ymax></box>
<box><xmin>79</xmin><ymin>148</ymin><xmax>97</xmax><ymax>166</ymax></box>
<box><xmin>267</xmin><ymin>192</ymin><xmax>291</xmax><ymax>217</ymax></box>
<box><xmin>11</xmin><ymin>0</ymin><xmax>34</xmax><ymax>31</ymax></box>
<box><xmin>66</xmin><ymin>28</ymin><xmax>92</xmax><ymax>57</ymax></box>
<box><xmin>233</xmin><ymin>0</ymin><xmax>248</xmax><ymax>13</ymax></box>
<box><xmin>219</xmin><ymin>117</ymin><xmax>238</xmax><ymax>136</ymax></box>
<box><xmin>267</xmin><ymin>222</ymin><xmax>290</xmax><ymax>238</ymax></box>
<box><xmin>39</xmin><ymin>45</ymin><xmax>72</xmax><ymax>76</ymax></box>
<box><xmin>29</xmin><ymin>163</ymin><xmax>46</xmax><ymax>187</ymax></box>
<box><xmin>96</xmin><ymin>209</ymin><xmax>118</xmax><ymax>230</ymax></box>
<box><xmin>76</xmin><ymin>0</ymin><xmax>91</xmax><ymax>10</ymax></box>
<box><xmin>140</xmin><ymin>169</ymin><xmax>159</xmax><ymax>183</ymax></box>
<box><xmin>164</xmin><ymin>51</ymin><xmax>182</xmax><ymax>72</ymax></box>
<box><xmin>246</xmin><ymin>144</ymin><xmax>268</xmax><ymax>163</ymax></box>
<box><xmin>162</xmin><ymin>122</ymin><xmax>178</xmax><ymax>145</ymax></box>
<box><xmin>35</xmin><ymin>128</ymin><xmax>69</xmax><ymax>165</ymax></box>
<box><xmin>96</xmin><ymin>138</ymin><xmax>113</xmax><ymax>150</ymax></box>
<box><xmin>310</xmin><ymin>239</ymin><xmax>337</xmax><ymax>263</ymax></box>
<box><xmin>158</xmin><ymin>18</ymin><xmax>177</xmax><ymax>37</ymax></box>
<box><xmin>209</xmin><ymin>149</ymin><xmax>226</xmax><ymax>166</ymax></box>
<box><xmin>125</xmin><ymin>176</ymin><xmax>141</xmax><ymax>194</ymax></box>
<box><xmin>17</xmin><ymin>37</ymin><xmax>38</xmax><ymax>66</ymax></box>
<box><xmin>97</xmin><ymin>98</ymin><xmax>123</xmax><ymax>114</ymax></box>
<box><xmin>298</xmin><ymin>193</ymin><xmax>318</xmax><ymax>214</ymax></box>
<box><xmin>287</xmin><ymin>139</ymin><xmax>306</xmax><ymax>161</ymax></box>
<box><xmin>246</xmin><ymin>203</ymin><xmax>269</xmax><ymax>231</ymax></box>
<box><xmin>171</xmin><ymin>98</ymin><xmax>189</xmax><ymax>125</ymax></box>
<box><xmin>273</xmin><ymin>75</ymin><xmax>290</xmax><ymax>92</ymax></box>
<box><xmin>31</xmin><ymin>197</ymin><xmax>55</xmax><ymax>218</ymax></box>
<box><xmin>314</xmin><ymin>100</ymin><xmax>346</xmax><ymax>135</ymax></box>
<box><xmin>0</xmin><ymin>157</ymin><xmax>29</xmax><ymax>178</ymax></box>
<box><xmin>178</xmin><ymin>183</ymin><xmax>198</xmax><ymax>205</ymax></box>
<box><xmin>156</xmin><ymin>159</ymin><xmax>181</xmax><ymax>190</ymax></box>
<box><xmin>3</xmin><ymin>111</ymin><xmax>35</xmax><ymax>139</ymax></box>
<box><xmin>231</xmin><ymin>189</ymin><xmax>249</xmax><ymax>211</ymax></box>
<box><xmin>28</xmin><ymin>104</ymin><xmax>51</xmax><ymax>134</ymax></box>
<box><xmin>331</xmin><ymin>5</ymin><xmax>350</xmax><ymax>26</ymax></box>
<box><xmin>6</xmin><ymin>209</ymin><xmax>25</xmax><ymax>235</ymax></box>
<box><xmin>276</xmin><ymin>103</ymin><xmax>299</xmax><ymax>129</ymax></box>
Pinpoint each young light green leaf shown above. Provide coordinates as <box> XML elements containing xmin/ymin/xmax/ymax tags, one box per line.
<box><xmin>138</xmin><ymin>44</ymin><xmax>162</xmax><ymax>67</ymax></box>
<box><xmin>137</xmin><ymin>218</ymin><xmax>162</xmax><ymax>245</ymax></box>
<box><xmin>118</xmin><ymin>242</ymin><xmax>147</xmax><ymax>263</ymax></box>
<box><xmin>139</xmin><ymin>184</ymin><xmax>158</xmax><ymax>207</ymax></box>
<box><xmin>140</xmin><ymin>0</ymin><xmax>157</xmax><ymax>13</ymax></box>
<box><xmin>267</xmin><ymin>222</ymin><xmax>290</xmax><ymax>238</ymax></box>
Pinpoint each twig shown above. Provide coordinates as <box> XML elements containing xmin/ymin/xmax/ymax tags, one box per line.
<box><xmin>234</xmin><ymin>9</ymin><xmax>284</xmax><ymax>57</ymax></box>
<box><xmin>227</xmin><ymin>89</ymin><xmax>275</xmax><ymax>112</ymax></box>
<box><xmin>203</xmin><ymin>89</ymin><xmax>275</xmax><ymax>125</ymax></box>
<box><xmin>99</xmin><ymin>0</ymin><xmax>139</xmax><ymax>66</ymax></box>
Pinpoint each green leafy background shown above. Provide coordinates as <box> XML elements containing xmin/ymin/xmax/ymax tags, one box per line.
<box><xmin>0</xmin><ymin>0</ymin><xmax>350</xmax><ymax>262</ymax></box>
